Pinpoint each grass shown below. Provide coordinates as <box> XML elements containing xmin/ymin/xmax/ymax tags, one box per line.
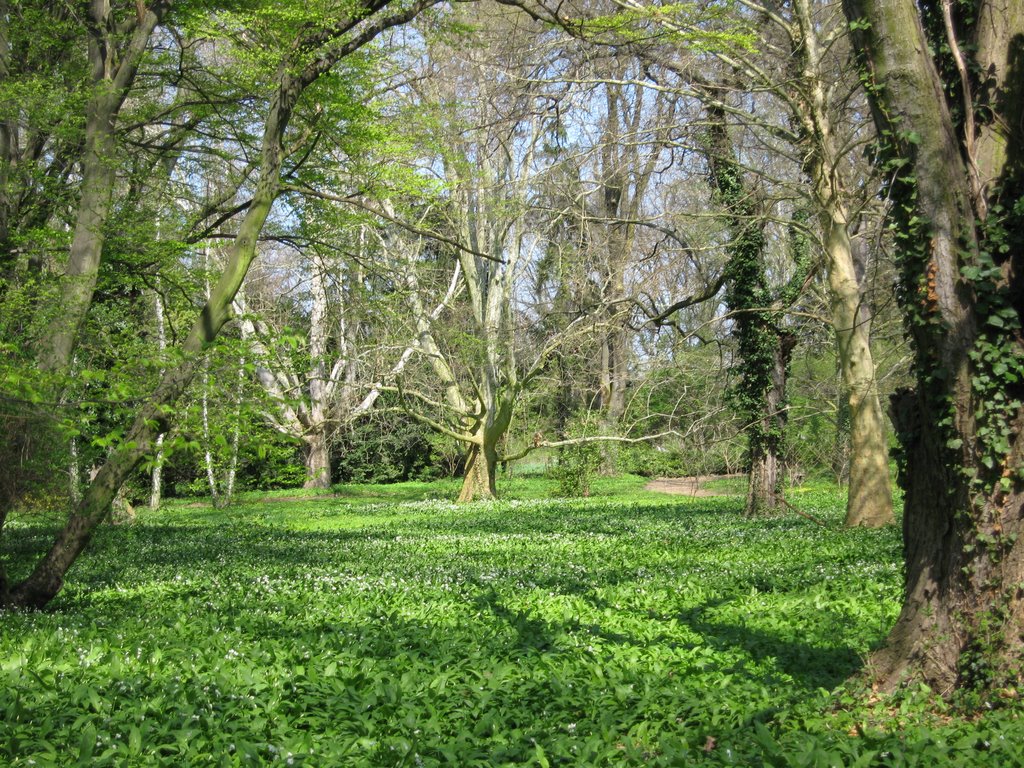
<box><xmin>2</xmin><ymin>479</ymin><xmax>1023</xmax><ymax>766</ymax></box>
<box><xmin>697</xmin><ymin>476</ymin><xmax>747</xmax><ymax>495</ymax></box>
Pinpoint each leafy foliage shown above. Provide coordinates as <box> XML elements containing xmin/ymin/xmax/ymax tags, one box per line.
<box><xmin>549</xmin><ymin>413</ymin><xmax>605</xmax><ymax>497</ymax></box>
<box><xmin>4</xmin><ymin>483</ymin><xmax>1019</xmax><ymax>765</ymax></box>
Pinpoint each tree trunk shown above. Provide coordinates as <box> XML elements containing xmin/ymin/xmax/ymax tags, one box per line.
<box><xmin>744</xmin><ymin>333</ymin><xmax>796</xmax><ymax>517</ymax></box>
<box><xmin>705</xmin><ymin>98</ymin><xmax>796</xmax><ymax>518</ymax></box>
<box><xmin>224</xmin><ymin>358</ymin><xmax>244</xmax><ymax>502</ymax></box>
<box><xmin>68</xmin><ymin>433</ymin><xmax>82</xmax><ymax>504</ymax></box>
<box><xmin>458</xmin><ymin>436</ymin><xmax>498</xmax><ymax>502</ymax></box>
<box><xmin>200</xmin><ymin>358</ymin><xmax>221</xmax><ymax>506</ymax></box>
<box><xmin>150</xmin><ymin>283</ymin><xmax>167</xmax><ymax>509</ymax></box>
<box><xmin>790</xmin><ymin>0</ymin><xmax>895</xmax><ymax>527</ymax></box>
<box><xmin>844</xmin><ymin>0</ymin><xmax>1024</xmax><ymax>694</ymax></box>
<box><xmin>304</xmin><ymin>260</ymin><xmax>332</xmax><ymax>492</ymax></box>
<box><xmin>746</xmin><ymin>451</ymin><xmax>783</xmax><ymax>517</ymax></box>
<box><xmin>823</xmin><ymin>216</ymin><xmax>895</xmax><ymax>527</ymax></box>
<box><xmin>38</xmin><ymin>3</ymin><xmax>166</xmax><ymax>373</ymax></box>
<box><xmin>457</xmin><ymin>396</ymin><xmax>512</xmax><ymax>503</ymax></box>
<box><xmin>302</xmin><ymin>429</ymin><xmax>332</xmax><ymax>490</ymax></box>
<box><xmin>149</xmin><ymin>433</ymin><xmax>165</xmax><ymax>509</ymax></box>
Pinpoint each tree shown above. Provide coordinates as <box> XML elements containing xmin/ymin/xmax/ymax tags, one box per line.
<box><xmin>516</xmin><ymin>0</ymin><xmax>896</xmax><ymax>522</ymax></box>
<box><xmin>842</xmin><ymin>0</ymin><xmax>1024</xmax><ymax>693</ymax></box>
<box><xmin>1</xmin><ymin>0</ymin><xmax>440</xmax><ymax>610</ymax></box>
<box><xmin>37</xmin><ymin>0</ymin><xmax>172</xmax><ymax>375</ymax></box>
<box><xmin>704</xmin><ymin>98</ymin><xmax>804</xmax><ymax>516</ymax></box>
<box><xmin>364</xmin><ymin>5</ymin><xmax>572</xmax><ymax>502</ymax></box>
<box><xmin>785</xmin><ymin>0</ymin><xmax>896</xmax><ymax>527</ymax></box>
<box><xmin>236</xmin><ymin>234</ymin><xmax>362</xmax><ymax>490</ymax></box>
<box><xmin>586</xmin><ymin>61</ymin><xmax>678</xmax><ymax>423</ymax></box>
<box><xmin>604</xmin><ymin>0</ymin><xmax>896</xmax><ymax>525</ymax></box>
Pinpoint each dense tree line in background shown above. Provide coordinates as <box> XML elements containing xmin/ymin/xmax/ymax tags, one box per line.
<box><xmin>0</xmin><ymin>0</ymin><xmax>1020</xmax><ymax>701</ymax></box>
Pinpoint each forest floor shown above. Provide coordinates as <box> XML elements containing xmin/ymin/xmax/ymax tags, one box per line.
<box><xmin>6</xmin><ymin>479</ymin><xmax>1023</xmax><ymax>765</ymax></box>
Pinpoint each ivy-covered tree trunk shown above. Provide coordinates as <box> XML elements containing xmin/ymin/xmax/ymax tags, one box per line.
<box><xmin>844</xmin><ymin>0</ymin><xmax>1024</xmax><ymax>694</ymax></box>
<box><xmin>705</xmin><ymin>102</ymin><xmax>793</xmax><ymax>517</ymax></box>
<box><xmin>746</xmin><ymin>334</ymin><xmax>796</xmax><ymax>516</ymax></box>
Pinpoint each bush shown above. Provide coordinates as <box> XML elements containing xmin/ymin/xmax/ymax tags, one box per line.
<box><xmin>332</xmin><ymin>412</ymin><xmax>443</xmax><ymax>484</ymax></box>
<box><xmin>548</xmin><ymin>413</ymin><xmax>604</xmax><ymax>496</ymax></box>
<box><xmin>618</xmin><ymin>444</ymin><xmax>689</xmax><ymax>478</ymax></box>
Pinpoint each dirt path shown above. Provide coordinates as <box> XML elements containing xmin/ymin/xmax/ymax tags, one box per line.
<box><xmin>644</xmin><ymin>474</ymin><xmax>745</xmax><ymax>497</ymax></box>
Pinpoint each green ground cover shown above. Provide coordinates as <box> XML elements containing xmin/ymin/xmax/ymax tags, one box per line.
<box><xmin>3</xmin><ymin>481</ymin><xmax>1023</xmax><ymax>766</ymax></box>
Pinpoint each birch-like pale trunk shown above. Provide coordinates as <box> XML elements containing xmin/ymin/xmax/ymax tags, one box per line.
<box><xmin>68</xmin><ymin>435</ymin><xmax>81</xmax><ymax>505</ymax></box>
<box><xmin>224</xmin><ymin>356</ymin><xmax>244</xmax><ymax>501</ymax></box>
<box><xmin>149</xmin><ymin>286</ymin><xmax>167</xmax><ymax>508</ymax></box>
<box><xmin>236</xmin><ymin>262</ymin><xmax>339</xmax><ymax>490</ymax></box>
<box><xmin>200</xmin><ymin>244</ymin><xmax>221</xmax><ymax>504</ymax></box>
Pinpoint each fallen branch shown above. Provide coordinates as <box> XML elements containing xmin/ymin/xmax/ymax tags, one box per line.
<box><xmin>781</xmin><ymin>497</ymin><xmax>828</xmax><ymax>527</ymax></box>
<box><xmin>500</xmin><ymin>430</ymin><xmax>681</xmax><ymax>463</ymax></box>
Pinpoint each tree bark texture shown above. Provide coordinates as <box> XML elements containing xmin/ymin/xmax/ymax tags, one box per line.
<box><xmin>456</xmin><ymin>397</ymin><xmax>512</xmax><ymax>503</ymax></box>
<box><xmin>823</xmin><ymin>214</ymin><xmax>894</xmax><ymax>527</ymax></box>
<box><xmin>844</xmin><ymin>0</ymin><xmax>1024</xmax><ymax>694</ymax></box>
<box><xmin>302</xmin><ymin>431</ymin><xmax>332</xmax><ymax>490</ymax></box>
<box><xmin>745</xmin><ymin>334</ymin><xmax>796</xmax><ymax>517</ymax></box>
<box><xmin>457</xmin><ymin>438</ymin><xmax>499</xmax><ymax>502</ymax></box>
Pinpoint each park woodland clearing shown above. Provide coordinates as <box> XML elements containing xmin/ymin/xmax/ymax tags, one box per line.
<box><xmin>1</xmin><ymin>0</ymin><xmax>1023</xmax><ymax>764</ymax></box>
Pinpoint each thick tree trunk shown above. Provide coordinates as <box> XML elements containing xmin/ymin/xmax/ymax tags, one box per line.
<box><xmin>705</xmin><ymin>100</ymin><xmax>796</xmax><ymax>518</ymax></box>
<box><xmin>303</xmin><ymin>260</ymin><xmax>333</xmax><ymax>491</ymax></box>
<box><xmin>302</xmin><ymin>429</ymin><xmax>332</xmax><ymax>490</ymax></box>
<box><xmin>457</xmin><ymin>398</ymin><xmax>512</xmax><ymax>503</ymax></box>
<box><xmin>844</xmin><ymin>0</ymin><xmax>1024</xmax><ymax>694</ymax></box>
<box><xmin>458</xmin><ymin>437</ymin><xmax>499</xmax><ymax>502</ymax></box>
<box><xmin>746</xmin><ymin>452</ymin><xmax>783</xmax><ymax>517</ymax></box>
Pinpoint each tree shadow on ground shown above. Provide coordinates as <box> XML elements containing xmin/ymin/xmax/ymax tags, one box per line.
<box><xmin>470</xmin><ymin>586</ymin><xmax>863</xmax><ymax>693</ymax></box>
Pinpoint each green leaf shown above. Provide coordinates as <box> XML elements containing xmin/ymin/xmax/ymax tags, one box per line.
<box><xmin>77</xmin><ymin>723</ymin><xmax>96</xmax><ymax>765</ymax></box>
